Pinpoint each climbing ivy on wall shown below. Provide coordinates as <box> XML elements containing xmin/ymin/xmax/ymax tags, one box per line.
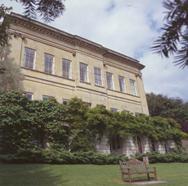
<box><xmin>0</xmin><ymin>91</ymin><xmax>186</xmax><ymax>155</ymax></box>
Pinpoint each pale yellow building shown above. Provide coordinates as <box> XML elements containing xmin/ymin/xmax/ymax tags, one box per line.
<box><xmin>8</xmin><ymin>13</ymin><xmax>149</xmax><ymax>115</ymax></box>
<box><xmin>7</xmin><ymin>13</ymin><xmax>165</xmax><ymax>156</ymax></box>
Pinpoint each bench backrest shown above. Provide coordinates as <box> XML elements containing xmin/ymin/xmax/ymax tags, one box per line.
<box><xmin>120</xmin><ymin>159</ymin><xmax>147</xmax><ymax>173</ymax></box>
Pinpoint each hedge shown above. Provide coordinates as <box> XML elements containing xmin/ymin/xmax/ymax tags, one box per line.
<box><xmin>0</xmin><ymin>150</ymin><xmax>128</xmax><ymax>164</ymax></box>
<box><xmin>1</xmin><ymin>150</ymin><xmax>188</xmax><ymax>164</ymax></box>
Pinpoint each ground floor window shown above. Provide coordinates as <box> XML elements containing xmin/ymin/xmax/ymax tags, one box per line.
<box><xmin>150</xmin><ymin>139</ymin><xmax>156</xmax><ymax>152</ymax></box>
<box><xmin>110</xmin><ymin>135</ymin><xmax>121</xmax><ymax>151</ymax></box>
<box><xmin>134</xmin><ymin>136</ymin><xmax>143</xmax><ymax>154</ymax></box>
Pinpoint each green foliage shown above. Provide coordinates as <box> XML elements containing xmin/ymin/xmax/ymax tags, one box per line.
<box><xmin>1</xmin><ymin>150</ymin><xmax>188</xmax><ymax>164</ymax></box>
<box><xmin>0</xmin><ymin>5</ymin><xmax>11</xmax><ymax>47</ymax></box>
<box><xmin>146</xmin><ymin>93</ymin><xmax>188</xmax><ymax>133</ymax></box>
<box><xmin>152</xmin><ymin>0</ymin><xmax>188</xmax><ymax>68</ymax></box>
<box><xmin>65</xmin><ymin>98</ymin><xmax>95</xmax><ymax>152</ymax></box>
<box><xmin>0</xmin><ymin>149</ymin><xmax>128</xmax><ymax>165</ymax></box>
<box><xmin>0</xmin><ymin>91</ymin><xmax>70</xmax><ymax>154</ymax></box>
<box><xmin>15</xmin><ymin>0</ymin><xmax>65</xmax><ymax>22</ymax></box>
<box><xmin>136</xmin><ymin>152</ymin><xmax>188</xmax><ymax>163</ymax></box>
<box><xmin>87</xmin><ymin>105</ymin><xmax>111</xmax><ymax>139</ymax></box>
<box><xmin>0</xmin><ymin>91</ymin><xmax>186</xmax><ymax>163</ymax></box>
<box><xmin>0</xmin><ymin>46</ymin><xmax>23</xmax><ymax>91</ymax></box>
<box><xmin>0</xmin><ymin>91</ymin><xmax>35</xmax><ymax>153</ymax></box>
<box><xmin>0</xmin><ymin>1</ymin><xmax>65</xmax><ymax>53</ymax></box>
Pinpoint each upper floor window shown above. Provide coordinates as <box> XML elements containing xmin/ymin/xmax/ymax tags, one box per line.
<box><xmin>94</xmin><ymin>67</ymin><xmax>102</xmax><ymax>86</ymax></box>
<box><xmin>119</xmin><ymin>75</ymin><xmax>126</xmax><ymax>92</ymax></box>
<box><xmin>44</xmin><ymin>53</ymin><xmax>53</xmax><ymax>74</ymax></box>
<box><xmin>24</xmin><ymin>92</ymin><xmax>33</xmax><ymax>100</ymax></box>
<box><xmin>42</xmin><ymin>95</ymin><xmax>54</xmax><ymax>101</ymax></box>
<box><xmin>111</xmin><ymin>135</ymin><xmax>121</xmax><ymax>150</ymax></box>
<box><xmin>106</xmin><ymin>72</ymin><xmax>114</xmax><ymax>90</ymax></box>
<box><xmin>24</xmin><ymin>47</ymin><xmax>35</xmax><ymax>69</ymax></box>
<box><xmin>129</xmin><ymin>79</ymin><xmax>137</xmax><ymax>96</ymax></box>
<box><xmin>80</xmin><ymin>63</ymin><xmax>88</xmax><ymax>83</ymax></box>
<box><xmin>110</xmin><ymin>108</ymin><xmax>118</xmax><ymax>112</ymax></box>
<box><xmin>62</xmin><ymin>59</ymin><xmax>71</xmax><ymax>79</ymax></box>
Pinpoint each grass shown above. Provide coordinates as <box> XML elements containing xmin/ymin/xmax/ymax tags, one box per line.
<box><xmin>0</xmin><ymin>163</ymin><xmax>188</xmax><ymax>186</ymax></box>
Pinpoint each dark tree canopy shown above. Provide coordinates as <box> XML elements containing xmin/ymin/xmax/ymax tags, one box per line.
<box><xmin>146</xmin><ymin>93</ymin><xmax>188</xmax><ymax>132</ymax></box>
<box><xmin>0</xmin><ymin>0</ymin><xmax>65</xmax><ymax>47</ymax></box>
<box><xmin>153</xmin><ymin>0</ymin><xmax>188</xmax><ymax>68</ymax></box>
<box><xmin>0</xmin><ymin>46</ymin><xmax>24</xmax><ymax>91</ymax></box>
<box><xmin>15</xmin><ymin>0</ymin><xmax>65</xmax><ymax>22</ymax></box>
<box><xmin>0</xmin><ymin>5</ymin><xmax>11</xmax><ymax>47</ymax></box>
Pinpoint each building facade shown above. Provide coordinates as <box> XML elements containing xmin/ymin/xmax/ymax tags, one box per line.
<box><xmin>8</xmin><ymin>13</ymin><xmax>173</xmax><ymax>156</ymax></box>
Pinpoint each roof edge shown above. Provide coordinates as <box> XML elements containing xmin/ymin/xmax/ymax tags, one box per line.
<box><xmin>8</xmin><ymin>12</ymin><xmax>145</xmax><ymax>70</ymax></box>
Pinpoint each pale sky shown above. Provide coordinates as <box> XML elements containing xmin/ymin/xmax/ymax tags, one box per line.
<box><xmin>2</xmin><ymin>0</ymin><xmax>188</xmax><ymax>101</ymax></box>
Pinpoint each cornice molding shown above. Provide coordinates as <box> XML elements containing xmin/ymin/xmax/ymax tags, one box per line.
<box><xmin>9</xmin><ymin>29</ymin><xmax>77</xmax><ymax>56</ymax></box>
<box><xmin>7</xmin><ymin>13</ymin><xmax>145</xmax><ymax>70</ymax></box>
<box><xmin>10</xmin><ymin>16</ymin><xmax>76</xmax><ymax>46</ymax></box>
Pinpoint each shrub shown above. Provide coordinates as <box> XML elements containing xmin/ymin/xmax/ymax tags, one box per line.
<box><xmin>136</xmin><ymin>152</ymin><xmax>188</xmax><ymax>163</ymax></box>
<box><xmin>0</xmin><ymin>149</ymin><xmax>128</xmax><ymax>164</ymax></box>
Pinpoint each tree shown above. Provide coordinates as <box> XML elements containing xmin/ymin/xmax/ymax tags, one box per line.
<box><xmin>0</xmin><ymin>46</ymin><xmax>23</xmax><ymax>91</ymax></box>
<box><xmin>153</xmin><ymin>0</ymin><xmax>188</xmax><ymax>68</ymax></box>
<box><xmin>0</xmin><ymin>5</ymin><xmax>11</xmax><ymax>48</ymax></box>
<box><xmin>146</xmin><ymin>93</ymin><xmax>188</xmax><ymax>132</ymax></box>
<box><xmin>0</xmin><ymin>0</ymin><xmax>65</xmax><ymax>80</ymax></box>
<box><xmin>15</xmin><ymin>0</ymin><xmax>65</xmax><ymax>22</ymax></box>
<box><xmin>0</xmin><ymin>0</ymin><xmax>65</xmax><ymax>47</ymax></box>
<box><xmin>0</xmin><ymin>91</ymin><xmax>185</xmax><ymax>156</ymax></box>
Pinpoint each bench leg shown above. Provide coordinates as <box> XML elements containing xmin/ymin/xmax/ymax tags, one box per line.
<box><xmin>128</xmin><ymin>172</ymin><xmax>132</xmax><ymax>183</ymax></box>
<box><xmin>154</xmin><ymin>168</ymin><xmax>157</xmax><ymax>180</ymax></box>
<box><xmin>147</xmin><ymin>173</ymin><xmax>150</xmax><ymax>181</ymax></box>
<box><xmin>122</xmin><ymin>173</ymin><xmax>127</xmax><ymax>182</ymax></box>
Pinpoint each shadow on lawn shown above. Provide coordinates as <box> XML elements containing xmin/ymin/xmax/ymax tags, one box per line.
<box><xmin>0</xmin><ymin>164</ymin><xmax>68</xmax><ymax>186</ymax></box>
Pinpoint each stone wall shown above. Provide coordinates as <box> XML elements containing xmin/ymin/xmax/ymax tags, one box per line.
<box><xmin>95</xmin><ymin>137</ymin><xmax>177</xmax><ymax>156</ymax></box>
<box><xmin>95</xmin><ymin>136</ymin><xmax>111</xmax><ymax>154</ymax></box>
<box><xmin>142</xmin><ymin>137</ymin><xmax>151</xmax><ymax>154</ymax></box>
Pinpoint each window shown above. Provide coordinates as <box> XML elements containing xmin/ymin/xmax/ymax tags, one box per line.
<box><xmin>62</xmin><ymin>59</ymin><xmax>71</xmax><ymax>79</ymax></box>
<box><xmin>111</xmin><ymin>135</ymin><xmax>121</xmax><ymax>150</ymax></box>
<box><xmin>136</xmin><ymin>136</ymin><xmax>143</xmax><ymax>153</ymax></box>
<box><xmin>110</xmin><ymin>108</ymin><xmax>118</xmax><ymax>112</ymax></box>
<box><xmin>24</xmin><ymin>92</ymin><xmax>33</xmax><ymax>100</ymax></box>
<box><xmin>129</xmin><ymin>79</ymin><xmax>137</xmax><ymax>96</ymax></box>
<box><xmin>80</xmin><ymin>63</ymin><xmax>88</xmax><ymax>82</ymax></box>
<box><xmin>24</xmin><ymin>47</ymin><xmax>35</xmax><ymax>69</ymax></box>
<box><xmin>44</xmin><ymin>53</ymin><xmax>53</xmax><ymax>74</ymax></box>
<box><xmin>119</xmin><ymin>75</ymin><xmax>125</xmax><ymax>92</ymax></box>
<box><xmin>106</xmin><ymin>72</ymin><xmax>113</xmax><ymax>90</ymax></box>
<box><xmin>94</xmin><ymin>67</ymin><xmax>102</xmax><ymax>86</ymax></box>
<box><xmin>150</xmin><ymin>139</ymin><xmax>156</xmax><ymax>152</ymax></box>
<box><xmin>42</xmin><ymin>95</ymin><xmax>54</xmax><ymax>101</ymax></box>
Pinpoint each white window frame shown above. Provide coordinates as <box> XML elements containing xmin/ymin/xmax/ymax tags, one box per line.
<box><xmin>24</xmin><ymin>47</ymin><xmax>36</xmax><ymax>69</ymax></box>
<box><xmin>94</xmin><ymin>67</ymin><xmax>102</xmax><ymax>86</ymax></box>
<box><xmin>80</xmin><ymin>62</ymin><xmax>89</xmax><ymax>83</ymax></box>
<box><xmin>62</xmin><ymin>58</ymin><xmax>72</xmax><ymax>79</ymax></box>
<box><xmin>119</xmin><ymin>75</ymin><xmax>126</xmax><ymax>92</ymax></box>
<box><xmin>106</xmin><ymin>72</ymin><xmax>114</xmax><ymax>90</ymax></box>
<box><xmin>44</xmin><ymin>53</ymin><xmax>54</xmax><ymax>74</ymax></box>
<box><xmin>129</xmin><ymin>79</ymin><xmax>137</xmax><ymax>96</ymax></box>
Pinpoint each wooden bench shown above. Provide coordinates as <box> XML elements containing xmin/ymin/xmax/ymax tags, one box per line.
<box><xmin>119</xmin><ymin>159</ymin><xmax>157</xmax><ymax>182</ymax></box>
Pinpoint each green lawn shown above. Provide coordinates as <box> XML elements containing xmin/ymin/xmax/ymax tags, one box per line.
<box><xmin>0</xmin><ymin>163</ymin><xmax>188</xmax><ymax>186</ymax></box>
